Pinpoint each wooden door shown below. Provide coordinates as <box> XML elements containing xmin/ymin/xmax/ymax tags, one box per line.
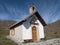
<box><xmin>32</xmin><ymin>26</ymin><xmax>37</xmax><ymax>41</ymax></box>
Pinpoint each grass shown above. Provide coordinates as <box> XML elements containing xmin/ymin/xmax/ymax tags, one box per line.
<box><xmin>0</xmin><ymin>34</ymin><xmax>17</xmax><ymax>45</ymax></box>
<box><xmin>44</xmin><ymin>36</ymin><xmax>53</xmax><ymax>40</ymax></box>
<box><xmin>0</xmin><ymin>21</ymin><xmax>17</xmax><ymax>45</ymax></box>
<box><xmin>44</xmin><ymin>31</ymin><xmax>60</xmax><ymax>40</ymax></box>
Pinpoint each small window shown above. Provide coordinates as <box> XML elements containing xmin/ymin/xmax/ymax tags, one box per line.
<box><xmin>11</xmin><ymin>29</ymin><xmax>15</xmax><ymax>36</ymax></box>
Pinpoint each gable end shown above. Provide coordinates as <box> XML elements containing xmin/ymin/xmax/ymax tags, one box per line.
<box><xmin>34</xmin><ymin>12</ymin><xmax>46</xmax><ymax>26</ymax></box>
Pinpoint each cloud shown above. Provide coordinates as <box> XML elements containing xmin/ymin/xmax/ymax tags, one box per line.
<box><xmin>0</xmin><ymin>2</ymin><xmax>28</xmax><ymax>21</ymax></box>
<box><xmin>0</xmin><ymin>0</ymin><xmax>60</xmax><ymax>24</ymax></box>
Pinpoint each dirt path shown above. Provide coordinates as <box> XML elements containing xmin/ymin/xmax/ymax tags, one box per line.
<box><xmin>19</xmin><ymin>38</ymin><xmax>60</xmax><ymax>45</ymax></box>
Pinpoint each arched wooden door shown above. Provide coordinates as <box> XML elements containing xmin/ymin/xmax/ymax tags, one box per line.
<box><xmin>32</xmin><ymin>26</ymin><xmax>37</xmax><ymax>41</ymax></box>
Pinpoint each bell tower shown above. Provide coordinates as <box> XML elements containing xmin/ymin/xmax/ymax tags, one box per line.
<box><xmin>29</xmin><ymin>6</ymin><xmax>36</xmax><ymax>14</ymax></box>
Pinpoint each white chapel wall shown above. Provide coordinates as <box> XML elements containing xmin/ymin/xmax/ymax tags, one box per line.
<box><xmin>10</xmin><ymin>25</ymin><xmax>23</xmax><ymax>43</ymax></box>
<box><xmin>22</xmin><ymin>15</ymin><xmax>45</xmax><ymax>40</ymax></box>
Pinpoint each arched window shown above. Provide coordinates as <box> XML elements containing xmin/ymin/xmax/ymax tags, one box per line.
<box><xmin>11</xmin><ymin>29</ymin><xmax>15</xmax><ymax>36</ymax></box>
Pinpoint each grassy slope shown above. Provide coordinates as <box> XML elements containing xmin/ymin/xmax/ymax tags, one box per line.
<box><xmin>44</xmin><ymin>20</ymin><xmax>60</xmax><ymax>40</ymax></box>
<box><xmin>0</xmin><ymin>34</ymin><xmax>17</xmax><ymax>45</ymax></box>
<box><xmin>0</xmin><ymin>20</ymin><xmax>16</xmax><ymax>35</ymax></box>
<box><xmin>0</xmin><ymin>20</ymin><xmax>17</xmax><ymax>45</ymax></box>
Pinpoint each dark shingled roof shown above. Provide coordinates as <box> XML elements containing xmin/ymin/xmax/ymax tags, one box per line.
<box><xmin>10</xmin><ymin>12</ymin><xmax>46</xmax><ymax>29</ymax></box>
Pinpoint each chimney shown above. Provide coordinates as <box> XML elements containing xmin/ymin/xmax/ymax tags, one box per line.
<box><xmin>29</xmin><ymin>6</ymin><xmax>36</xmax><ymax>14</ymax></box>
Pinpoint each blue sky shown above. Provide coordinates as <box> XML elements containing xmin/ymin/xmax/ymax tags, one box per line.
<box><xmin>0</xmin><ymin>0</ymin><xmax>60</xmax><ymax>24</ymax></box>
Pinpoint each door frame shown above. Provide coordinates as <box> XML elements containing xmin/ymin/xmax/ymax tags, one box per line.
<box><xmin>32</xmin><ymin>26</ymin><xmax>37</xmax><ymax>41</ymax></box>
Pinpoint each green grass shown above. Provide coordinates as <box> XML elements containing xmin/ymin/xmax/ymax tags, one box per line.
<box><xmin>45</xmin><ymin>36</ymin><xmax>53</xmax><ymax>40</ymax></box>
<box><xmin>0</xmin><ymin>34</ymin><xmax>17</xmax><ymax>45</ymax></box>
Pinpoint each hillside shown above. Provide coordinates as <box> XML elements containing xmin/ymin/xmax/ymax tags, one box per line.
<box><xmin>0</xmin><ymin>20</ymin><xmax>17</xmax><ymax>45</ymax></box>
<box><xmin>0</xmin><ymin>20</ymin><xmax>16</xmax><ymax>35</ymax></box>
<box><xmin>44</xmin><ymin>20</ymin><xmax>60</xmax><ymax>39</ymax></box>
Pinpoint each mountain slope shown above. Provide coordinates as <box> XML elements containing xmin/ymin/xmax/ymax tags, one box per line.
<box><xmin>0</xmin><ymin>20</ymin><xmax>17</xmax><ymax>45</ymax></box>
<box><xmin>0</xmin><ymin>20</ymin><xmax>16</xmax><ymax>35</ymax></box>
<box><xmin>44</xmin><ymin>20</ymin><xmax>60</xmax><ymax>39</ymax></box>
